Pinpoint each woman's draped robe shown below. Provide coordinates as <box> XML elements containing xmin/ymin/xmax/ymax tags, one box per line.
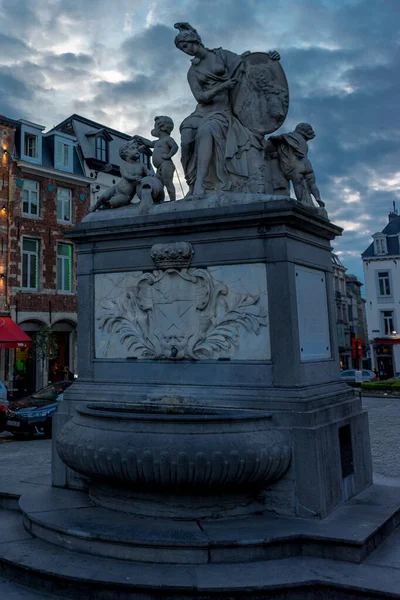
<box><xmin>180</xmin><ymin>48</ymin><xmax>261</xmax><ymax>192</ymax></box>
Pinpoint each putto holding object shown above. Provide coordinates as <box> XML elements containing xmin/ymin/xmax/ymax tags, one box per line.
<box><xmin>134</xmin><ymin>116</ymin><xmax>179</xmax><ymax>201</ymax></box>
<box><xmin>90</xmin><ymin>138</ymin><xmax>164</xmax><ymax>212</ymax></box>
<box><xmin>267</xmin><ymin>123</ymin><xmax>325</xmax><ymax>208</ymax></box>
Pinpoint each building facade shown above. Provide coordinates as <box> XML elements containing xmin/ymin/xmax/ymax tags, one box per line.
<box><xmin>0</xmin><ymin>114</ymin><xmax>91</xmax><ymax>396</ymax></box>
<box><xmin>50</xmin><ymin>114</ymin><xmax>152</xmax><ymax>208</ymax></box>
<box><xmin>332</xmin><ymin>253</ymin><xmax>368</xmax><ymax>370</ymax></box>
<box><xmin>362</xmin><ymin>210</ymin><xmax>400</xmax><ymax>378</ymax></box>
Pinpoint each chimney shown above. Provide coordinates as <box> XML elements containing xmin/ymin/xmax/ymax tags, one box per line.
<box><xmin>389</xmin><ymin>201</ymin><xmax>398</xmax><ymax>222</ymax></box>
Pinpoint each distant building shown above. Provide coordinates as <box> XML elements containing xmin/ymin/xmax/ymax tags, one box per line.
<box><xmin>49</xmin><ymin>114</ymin><xmax>152</xmax><ymax>208</ymax></box>
<box><xmin>362</xmin><ymin>209</ymin><xmax>400</xmax><ymax>378</ymax></box>
<box><xmin>0</xmin><ymin>113</ymin><xmax>91</xmax><ymax>395</ymax></box>
<box><xmin>332</xmin><ymin>253</ymin><xmax>368</xmax><ymax>370</ymax></box>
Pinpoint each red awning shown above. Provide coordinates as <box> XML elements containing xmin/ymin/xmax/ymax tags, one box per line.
<box><xmin>0</xmin><ymin>317</ymin><xmax>32</xmax><ymax>349</ymax></box>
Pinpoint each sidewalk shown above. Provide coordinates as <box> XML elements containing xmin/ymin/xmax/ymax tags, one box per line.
<box><xmin>0</xmin><ymin>436</ymin><xmax>51</xmax><ymax>499</ymax></box>
<box><xmin>0</xmin><ymin>437</ymin><xmax>55</xmax><ymax>598</ymax></box>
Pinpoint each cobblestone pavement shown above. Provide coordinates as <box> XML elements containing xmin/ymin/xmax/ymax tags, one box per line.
<box><xmin>363</xmin><ymin>394</ymin><xmax>400</xmax><ymax>479</ymax></box>
<box><xmin>0</xmin><ymin>394</ymin><xmax>399</xmax><ymax>481</ymax></box>
<box><xmin>0</xmin><ymin>397</ymin><xmax>399</xmax><ymax>598</ymax></box>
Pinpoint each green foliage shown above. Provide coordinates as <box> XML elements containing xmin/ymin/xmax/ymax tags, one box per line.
<box><xmin>362</xmin><ymin>379</ymin><xmax>400</xmax><ymax>392</ymax></box>
<box><xmin>29</xmin><ymin>326</ymin><xmax>58</xmax><ymax>387</ymax></box>
<box><xmin>34</xmin><ymin>326</ymin><xmax>58</xmax><ymax>360</ymax></box>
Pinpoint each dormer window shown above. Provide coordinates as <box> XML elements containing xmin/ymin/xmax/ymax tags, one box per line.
<box><xmin>24</xmin><ymin>133</ymin><xmax>38</xmax><ymax>159</ymax></box>
<box><xmin>373</xmin><ymin>234</ymin><xmax>387</xmax><ymax>255</ymax></box>
<box><xmin>20</xmin><ymin>120</ymin><xmax>44</xmax><ymax>165</ymax></box>
<box><xmin>96</xmin><ymin>136</ymin><xmax>107</xmax><ymax>162</ymax></box>
<box><xmin>57</xmin><ymin>141</ymin><xmax>70</xmax><ymax>168</ymax></box>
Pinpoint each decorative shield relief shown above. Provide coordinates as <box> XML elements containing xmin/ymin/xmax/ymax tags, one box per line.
<box><xmin>233</xmin><ymin>52</ymin><xmax>289</xmax><ymax>136</ymax></box>
<box><xmin>96</xmin><ymin>266</ymin><xmax>268</xmax><ymax>361</ymax></box>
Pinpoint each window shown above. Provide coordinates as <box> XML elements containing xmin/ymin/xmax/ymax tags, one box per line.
<box><xmin>96</xmin><ymin>136</ymin><xmax>107</xmax><ymax>162</ymax></box>
<box><xmin>378</xmin><ymin>271</ymin><xmax>391</xmax><ymax>296</ymax></box>
<box><xmin>56</xmin><ymin>141</ymin><xmax>70</xmax><ymax>168</ymax></box>
<box><xmin>348</xmin><ymin>304</ymin><xmax>353</xmax><ymax>322</ymax></box>
<box><xmin>57</xmin><ymin>187</ymin><xmax>72</xmax><ymax>223</ymax></box>
<box><xmin>22</xmin><ymin>179</ymin><xmax>39</xmax><ymax>216</ymax></box>
<box><xmin>24</xmin><ymin>133</ymin><xmax>38</xmax><ymax>159</ymax></box>
<box><xmin>57</xmin><ymin>243</ymin><xmax>72</xmax><ymax>292</ymax></box>
<box><xmin>22</xmin><ymin>238</ymin><xmax>38</xmax><ymax>289</ymax></box>
<box><xmin>382</xmin><ymin>310</ymin><xmax>395</xmax><ymax>335</ymax></box>
<box><xmin>374</xmin><ymin>237</ymin><xmax>387</xmax><ymax>255</ymax></box>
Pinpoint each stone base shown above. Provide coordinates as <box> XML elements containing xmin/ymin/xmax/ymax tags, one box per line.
<box><xmin>0</xmin><ymin>483</ymin><xmax>397</xmax><ymax>599</ymax></box>
<box><xmin>19</xmin><ymin>484</ymin><xmax>400</xmax><ymax>566</ymax></box>
<box><xmin>88</xmin><ymin>483</ymin><xmax>268</xmax><ymax>519</ymax></box>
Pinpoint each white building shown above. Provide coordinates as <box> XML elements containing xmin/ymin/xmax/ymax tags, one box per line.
<box><xmin>49</xmin><ymin>114</ymin><xmax>152</xmax><ymax>208</ymax></box>
<box><xmin>362</xmin><ymin>209</ymin><xmax>400</xmax><ymax>378</ymax></box>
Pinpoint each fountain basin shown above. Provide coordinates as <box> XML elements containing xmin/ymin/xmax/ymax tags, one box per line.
<box><xmin>56</xmin><ymin>402</ymin><xmax>291</xmax><ymax>490</ymax></box>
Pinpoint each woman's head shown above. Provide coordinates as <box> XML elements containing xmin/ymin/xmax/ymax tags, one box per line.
<box><xmin>174</xmin><ymin>22</ymin><xmax>203</xmax><ymax>55</ymax></box>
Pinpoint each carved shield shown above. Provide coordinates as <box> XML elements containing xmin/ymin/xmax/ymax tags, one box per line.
<box><xmin>233</xmin><ymin>52</ymin><xmax>289</xmax><ymax>136</ymax></box>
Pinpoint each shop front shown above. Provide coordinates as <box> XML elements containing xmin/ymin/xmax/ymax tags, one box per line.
<box><xmin>374</xmin><ymin>337</ymin><xmax>400</xmax><ymax>379</ymax></box>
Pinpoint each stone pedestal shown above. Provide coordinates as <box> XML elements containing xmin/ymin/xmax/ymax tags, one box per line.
<box><xmin>53</xmin><ymin>195</ymin><xmax>372</xmax><ymax>519</ymax></box>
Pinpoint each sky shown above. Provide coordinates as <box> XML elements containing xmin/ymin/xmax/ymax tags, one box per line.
<box><xmin>0</xmin><ymin>0</ymin><xmax>399</xmax><ymax>283</ymax></box>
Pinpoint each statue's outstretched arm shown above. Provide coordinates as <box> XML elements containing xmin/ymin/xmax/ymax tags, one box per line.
<box><xmin>132</xmin><ymin>134</ymin><xmax>155</xmax><ymax>148</ymax></box>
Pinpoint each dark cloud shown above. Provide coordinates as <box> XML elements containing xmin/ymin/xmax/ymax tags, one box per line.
<box><xmin>49</xmin><ymin>53</ymin><xmax>95</xmax><ymax>68</ymax></box>
<box><xmin>0</xmin><ymin>0</ymin><xmax>398</xmax><ymax>283</ymax></box>
<box><xmin>0</xmin><ymin>31</ymin><xmax>34</xmax><ymax>57</ymax></box>
<box><xmin>121</xmin><ymin>24</ymin><xmax>185</xmax><ymax>76</ymax></box>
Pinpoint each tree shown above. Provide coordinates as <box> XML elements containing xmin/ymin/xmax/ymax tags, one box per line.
<box><xmin>32</xmin><ymin>326</ymin><xmax>58</xmax><ymax>388</ymax></box>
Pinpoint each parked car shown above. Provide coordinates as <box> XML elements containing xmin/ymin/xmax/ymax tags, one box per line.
<box><xmin>5</xmin><ymin>380</ymin><xmax>72</xmax><ymax>438</ymax></box>
<box><xmin>340</xmin><ymin>369</ymin><xmax>376</xmax><ymax>385</ymax></box>
<box><xmin>0</xmin><ymin>381</ymin><xmax>9</xmax><ymax>433</ymax></box>
<box><xmin>0</xmin><ymin>380</ymin><xmax>7</xmax><ymax>406</ymax></box>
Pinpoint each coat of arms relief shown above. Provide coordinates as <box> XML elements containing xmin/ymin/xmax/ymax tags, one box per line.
<box><xmin>95</xmin><ymin>244</ymin><xmax>270</xmax><ymax>361</ymax></box>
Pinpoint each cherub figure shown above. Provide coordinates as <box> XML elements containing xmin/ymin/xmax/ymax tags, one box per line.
<box><xmin>268</xmin><ymin>123</ymin><xmax>325</xmax><ymax>208</ymax></box>
<box><xmin>134</xmin><ymin>116</ymin><xmax>179</xmax><ymax>201</ymax></box>
<box><xmin>90</xmin><ymin>139</ymin><xmax>151</xmax><ymax>212</ymax></box>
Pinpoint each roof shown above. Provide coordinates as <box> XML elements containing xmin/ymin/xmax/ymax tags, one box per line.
<box><xmin>331</xmin><ymin>252</ymin><xmax>346</xmax><ymax>269</ymax></box>
<box><xmin>50</xmin><ymin>114</ymin><xmax>133</xmax><ymax>140</ymax></box>
<box><xmin>362</xmin><ymin>214</ymin><xmax>400</xmax><ymax>258</ymax></box>
<box><xmin>346</xmin><ymin>274</ymin><xmax>363</xmax><ymax>287</ymax></box>
<box><xmin>50</xmin><ymin>114</ymin><xmax>151</xmax><ymax>168</ymax></box>
<box><xmin>0</xmin><ymin>114</ymin><xmax>18</xmax><ymax>128</ymax></box>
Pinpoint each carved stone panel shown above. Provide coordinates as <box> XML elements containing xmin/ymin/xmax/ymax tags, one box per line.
<box><xmin>95</xmin><ymin>264</ymin><xmax>270</xmax><ymax>361</ymax></box>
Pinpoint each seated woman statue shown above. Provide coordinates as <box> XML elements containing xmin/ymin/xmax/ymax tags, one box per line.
<box><xmin>174</xmin><ymin>22</ymin><xmax>280</xmax><ymax>196</ymax></box>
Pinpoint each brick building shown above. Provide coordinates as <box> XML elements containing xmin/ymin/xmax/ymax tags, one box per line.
<box><xmin>0</xmin><ymin>114</ymin><xmax>91</xmax><ymax>396</ymax></box>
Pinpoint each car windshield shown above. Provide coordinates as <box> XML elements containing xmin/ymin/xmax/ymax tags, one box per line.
<box><xmin>31</xmin><ymin>382</ymin><xmax>69</xmax><ymax>401</ymax></box>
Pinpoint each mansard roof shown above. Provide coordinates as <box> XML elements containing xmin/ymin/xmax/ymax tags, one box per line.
<box><xmin>362</xmin><ymin>214</ymin><xmax>400</xmax><ymax>258</ymax></box>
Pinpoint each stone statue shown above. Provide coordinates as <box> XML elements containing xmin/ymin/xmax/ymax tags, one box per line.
<box><xmin>267</xmin><ymin>123</ymin><xmax>325</xmax><ymax>208</ymax></box>
<box><xmin>133</xmin><ymin>116</ymin><xmax>179</xmax><ymax>201</ymax></box>
<box><xmin>90</xmin><ymin>139</ymin><xmax>164</xmax><ymax>212</ymax></box>
<box><xmin>174</xmin><ymin>22</ymin><xmax>287</xmax><ymax>197</ymax></box>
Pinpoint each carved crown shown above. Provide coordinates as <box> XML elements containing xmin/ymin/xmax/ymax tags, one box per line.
<box><xmin>150</xmin><ymin>242</ymin><xmax>194</xmax><ymax>269</ymax></box>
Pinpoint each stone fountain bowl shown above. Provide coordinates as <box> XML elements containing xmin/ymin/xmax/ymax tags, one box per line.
<box><xmin>56</xmin><ymin>402</ymin><xmax>291</xmax><ymax>490</ymax></box>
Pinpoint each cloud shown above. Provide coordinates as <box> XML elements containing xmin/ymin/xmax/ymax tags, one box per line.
<box><xmin>0</xmin><ymin>0</ymin><xmax>398</xmax><ymax>283</ymax></box>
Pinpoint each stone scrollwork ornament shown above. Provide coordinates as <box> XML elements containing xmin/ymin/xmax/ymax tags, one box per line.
<box><xmin>97</xmin><ymin>267</ymin><xmax>267</xmax><ymax>360</ymax></box>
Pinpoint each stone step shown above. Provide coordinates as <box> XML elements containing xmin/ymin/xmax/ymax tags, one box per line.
<box><xmin>18</xmin><ymin>483</ymin><xmax>400</xmax><ymax>566</ymax></box>
<box><xmin>2</xmin><ymin>504</ymin><xmax>400</xmax><ymax>599</ymax></box>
